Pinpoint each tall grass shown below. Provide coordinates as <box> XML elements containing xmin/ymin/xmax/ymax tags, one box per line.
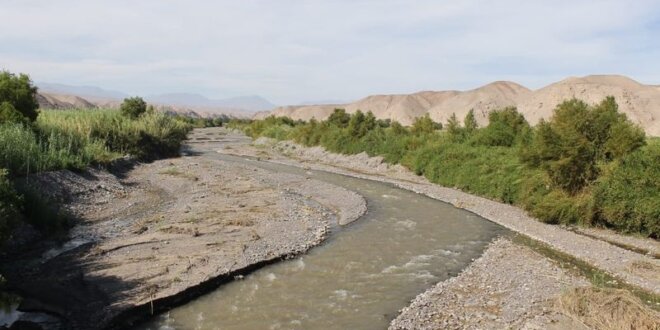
<box><xmin>0</xmin><ymin>109</ymin><xmax>193</xmax><ymax>177</ymax></box>
<box><xmin>37</xmin><ymin>109</ymin><xmax>192</xmax><ymax>161</ymax></box>
<box><xmin>0</xmin><ymin>122</ymin><xmax>109</xmax><ymax>175</ymax></box>
<box><xmin>0</xmin><ymin>108</ymin><xmax>193</xmax><ymax>244</ymax></box>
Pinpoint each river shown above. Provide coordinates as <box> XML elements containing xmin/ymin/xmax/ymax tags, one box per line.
<box><xmin>138</xmin><ymin>137</ymin><xmax>508</xmax><ymax>329</ymax></box>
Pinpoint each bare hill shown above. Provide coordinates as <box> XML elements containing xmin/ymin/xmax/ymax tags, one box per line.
<box><xmin>260</xmin><ymin>75</ymin><xmax>660</xmax><ymax>136</ymax></box>
<box><xmin>428</xmin><ymin>81</ymin><xmax>530</xmax><ymax>126</ymax></box>
<box><xmin>517</xmin><ymin>75</ymin><xmax>660</xmax><ymax>136</ymax></box>
<box><xmin>36</xmin><ymin>93</ymin><xmax>97</xmax><ymax>109</ymax></box>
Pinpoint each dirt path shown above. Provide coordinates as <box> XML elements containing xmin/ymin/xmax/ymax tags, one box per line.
<box><xmin>1</xmin><ymin>129</ymin><xmax>365</xmax><ymax>329</ymax></box>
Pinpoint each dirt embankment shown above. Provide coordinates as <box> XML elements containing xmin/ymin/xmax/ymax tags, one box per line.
<box><xmin>0</xmin><ymin>129</ymin><xmax>365</xmax><ymax>329</ymax></box>
<box><xmin>216</xmin><ymin>129</ymin><xmax>660</xmax><ymax>329</ymax></box>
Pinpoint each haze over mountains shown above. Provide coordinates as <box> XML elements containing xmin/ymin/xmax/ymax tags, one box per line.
<box><xmin>35</xmin><ymin>82</ymin><xmax>276</xmax><ymax>116</ymax></box>
<box><xmin>260</xmin><ymin>75</ymin><xmax>660</xmax><ymax>136</ymax></box>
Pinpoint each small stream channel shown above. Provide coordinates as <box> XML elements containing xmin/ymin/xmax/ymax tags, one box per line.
<box><xmin>139</xmin><ymin>147</ymin><xmax>509</xmax><ymax>330</ymax></box>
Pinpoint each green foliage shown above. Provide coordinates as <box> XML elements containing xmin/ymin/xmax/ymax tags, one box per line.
<box><xmin>470</xmin><ymin>107</ymin><xmax>530</xmax><ymax>147</ymax></box>
<box><xmin>245</xmin><ymin>115</ymin><xmax>297</xmax><ymax>138</ymax></box>
<box><xmin>0</xmin><ymin>109</ymin><xmax>192</xmax><ymax>176</ymax></box>
<box><xmin>170</xmin><ymin>114</ymin><xmax>228</xmax><ymax>128</ymax></box>
<box><xmin>0</xmin><ymin>102</ymin><xmax>28</xmax><ymax>125</ymax></box>
<box><xmin>521</xmin><ymin>97</ymin><xmax>645</xmax><ymax>194</ymax></box>
<box><xmin>0</xmin><ymin>71</ymin><xmax>39</xmax><ymax>122</ymax></box>
<box><xmin>347</xmin><ymin>111</ymin><xmax>377</xmax><ymax>139</ymax></box>
<box><xmin>120</xmin><ymin>96</ymin><xmax>148</xmax><ymax>119</ymax></box>
<box><xmin>38</xmin><ymin>109</ymin><xmax>192</xmax><ymax>161</ymax></box>
<box><xmin>0</xmin><ymin>169</ymin><xmax>21</xmax><ymax>242</ymax></box>
<box><xmin>446</xmin><ymin>113</ymin><xmax>460</xmax><ymax>134</ymax></box>
<box><xmin>326</xmin><ymin>108</ymin><xmax>351</xmax><ymax>128</ymax></box>
<box><xmin>244</xmin><ymin>96</ymin><xmax>656</xmax><ymax>236</ymax></box>
<box><xmin>411</xmin><ymin>113</ymin><xmax>441</xmax><ymax>135</ymax></box>
<box><xmin>464</xmin><ymin>109</ymin><xmax>478</xmax><ymax>133</ymax></box>
<box><xmin>594</xmin><ymin>142</ymin><xmax>660</xmax><ymax>237</ymax></box>
<box><xmin>0</xmin><ymin>122</ymin><xmax>102</xmax><ymax>175</ymax></box>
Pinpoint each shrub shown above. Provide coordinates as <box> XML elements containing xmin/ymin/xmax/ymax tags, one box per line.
<box><xmin>471</xmin><ymin>107</ymin><xmax>530</xmax><ymax>147</ymax></box>
<box><xmin>120</xmin><ymin>97</ymin><xmax>148</xmax><ymax>119</ymax></box>
<box><xmin>0</xmin><ymin>71</ymin><xmax>39</xmax><ymax>122</ymax></box>
<box><xmin>326</xmin><ymin>108</ymin><xmax>351</xmax><ymax>128</ymax></box>
<box><xmin>521</xmin><ymin>97</ymin><xmax>645</xmax><ymax>194</ymax></box>
<box><xmin>347</xmin><ymin>110</ymin><xmax>377</xmax><ymax>139</ymax></box>
<box><xmin>0</xmin><ymin>102</ymin><xmax>28</xmax><ymax>125</ymax></box>
<box><xmin>411</xmin><ymin>113</ymin><xmax>440</xmax><ymax>135</ymax></box>
<box><xmin>594</xmin><ymin>142</ymin><xmax>660</xmax><ymax>237</ymax></box>
<box><xmin>463</xmin><ymin>109</ymin><xmax>478</xmax><ymax>133</ymax></box>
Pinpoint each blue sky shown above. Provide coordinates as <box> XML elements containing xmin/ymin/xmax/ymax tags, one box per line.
<box><xmin>1</xmin><ymin>0</ymin><xmax>659</xmax><ymax>104</ymax></box>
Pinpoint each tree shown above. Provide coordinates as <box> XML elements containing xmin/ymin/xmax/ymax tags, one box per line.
<box><xmin>471</xmin><ymin>107</ymin><xmax>530</xmax><ymax>147</ymax></box>
<box><xmin>327</xmin><ymin>108</ymin><xmax>351</xmax><ymax>128</ymax></box>
<box><xmin>0</xmin><ymin>71</ymin><xmax>39</xmax><ymax>122</ymax></box>
<box><xmin>347</xmin><ymin>110</ymin><xmax>366</xmax><ymax>138</ymax></box>
<box><xmin>411</xmin><ymin>113</ymin><xmax>438</xmax><ymax>135</ymax></box>
<box><xmin>390</xmin><ymin>121</ymin><xmax>407</xmax><ymax>135</ymax></box>
<box><xmin>464</xmin><ymin>109</ymin><xmax>478</xmax><ymax>133</ymax></box>
<box><xmin>521</xmin><ymin>97</ymin><xmax>645</xmax><ymax>194</ymax></box>
<box><xmin>120</xmin><ymin>97</ymin><xmax>147</xmax><ymax>118</ymax></box>
<box><xmin>0</xmin><ymin>102</ymin><xmax>27</xmax><ymax>124</ymax></box>
<box><xmin>446</xmin><ymin>113</ymin><xmax>462</xmax><ymax>137</ymax></box>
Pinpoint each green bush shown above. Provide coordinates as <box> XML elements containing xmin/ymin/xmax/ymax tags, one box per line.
<box><xmin>411</xmin><ymin>113</ymin><xmax>440</xmax><ymax>135</ymax></box>
<box><xmin>594</xmin><ymin>142</ymin><xmax>660</xmax><ymax>237</ymax></box>
<box><xmin>0</xmin><ymin>71</ymin><xmax>39</xmax><ymax>122</ymax></box>
<box><xmin>470</xmin><ymin>107</ymin><xmax>530</xmax><ymax>147</ymax></box>
<box><xmin>0</xmin><ymin>102</ymin><xmax>28</xmax><ymax>125</ymax></box>
<box><xmin>521</xmin><ymin>97</ymin><xmax>645</xmax><ymax>194</ymax></box>
<box><xmin>120</xmin><ymin>96</ymin><xmax>148</xmax><ymax>119</ymax></box>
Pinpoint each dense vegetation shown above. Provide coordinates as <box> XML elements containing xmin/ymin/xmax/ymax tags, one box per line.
<box><xmin>242</xmin><ymin>98</ymin><xmax>659</xmax><ymax>237</ymax></box>
<box><xmin>0</xmin><ymin>71</ymin><xmax>197</xmax><ymax>243</ymax></box>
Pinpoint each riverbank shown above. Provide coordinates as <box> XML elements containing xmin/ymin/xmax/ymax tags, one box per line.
<box><xmin>389</xmin><ymin>238</ymin><xmax>591</xmax><ymax>329</ymax></box>
<box><xmin>215</xmin><ymin>128</ymin><xmax>660</xmax><ymax>328</ymax></box>
<box><xmin>0</xmin><ymin>129</ymin><xmax>366</xmax><ymax>329</ymax></box>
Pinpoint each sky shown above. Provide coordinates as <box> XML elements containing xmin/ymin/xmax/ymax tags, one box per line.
<box><xmin>1</xmin><ymin>0</ymin><xmax>660</xmax><ymax>105</ymax></box>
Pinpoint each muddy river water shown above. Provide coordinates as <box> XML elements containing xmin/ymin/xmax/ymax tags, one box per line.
<box><xmin>139</xmin><ymin>148</ymin><xmax>508</xmax><ymax>330</ymax></box>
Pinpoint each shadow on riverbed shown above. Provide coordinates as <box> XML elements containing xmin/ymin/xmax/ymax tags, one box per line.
<box><xmin>0</xmin><ymin>241</ymin><xmax>140</xmax><ymax>329</ymax></box>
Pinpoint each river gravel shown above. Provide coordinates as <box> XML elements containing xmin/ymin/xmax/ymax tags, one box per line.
<box><xmin>389</xmin><ymin>238</ymin><xmax>590</xmax><ymax>330</ymax></box>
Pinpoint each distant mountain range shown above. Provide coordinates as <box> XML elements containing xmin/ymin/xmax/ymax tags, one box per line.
<box><xmin>35</xmin><ymin>82</ymin><xmax>276</xmax><ymax>113</ymax></box>
<box><xmin>259</xmin><ymin>75</ymin><xmax>660</xmax><ymax>137</ymax></box>
<box><xmin>37</xmin><ymin>82</ymin><xmax>129</xmax><ymax>100</ymax></box>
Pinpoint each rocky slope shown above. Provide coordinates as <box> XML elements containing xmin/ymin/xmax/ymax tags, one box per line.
<box><xmin>262</xmin><ymin>75</ymin><xmax>660</xmax><ymax>136</ymax></box>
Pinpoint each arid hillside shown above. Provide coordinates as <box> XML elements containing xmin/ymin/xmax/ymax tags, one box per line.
<box><xmin>261</xmin><ymin>75</ymin><xmax>660</xmax><ymax>136</ymax></box>
<box><xmin>36</xmin><ymin>92</ymin><xmax>97</xmax><ymax>109</ymax></box>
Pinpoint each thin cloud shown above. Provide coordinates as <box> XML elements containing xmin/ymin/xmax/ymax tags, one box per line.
<box><xmin>1</xmin><ymin>0</ymin><xmax>659</xmax><ymax>104</ymax></box>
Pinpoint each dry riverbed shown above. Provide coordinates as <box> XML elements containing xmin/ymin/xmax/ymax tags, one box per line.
<box><xmin>215</xmin><ymin>128</ymin><xmax>660</xmax><ymax>329</ymax></box>
<box><xmin>0</xmin><ymin>130</ymin><xmax>365</xmax><ymax>329</ymax></box>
